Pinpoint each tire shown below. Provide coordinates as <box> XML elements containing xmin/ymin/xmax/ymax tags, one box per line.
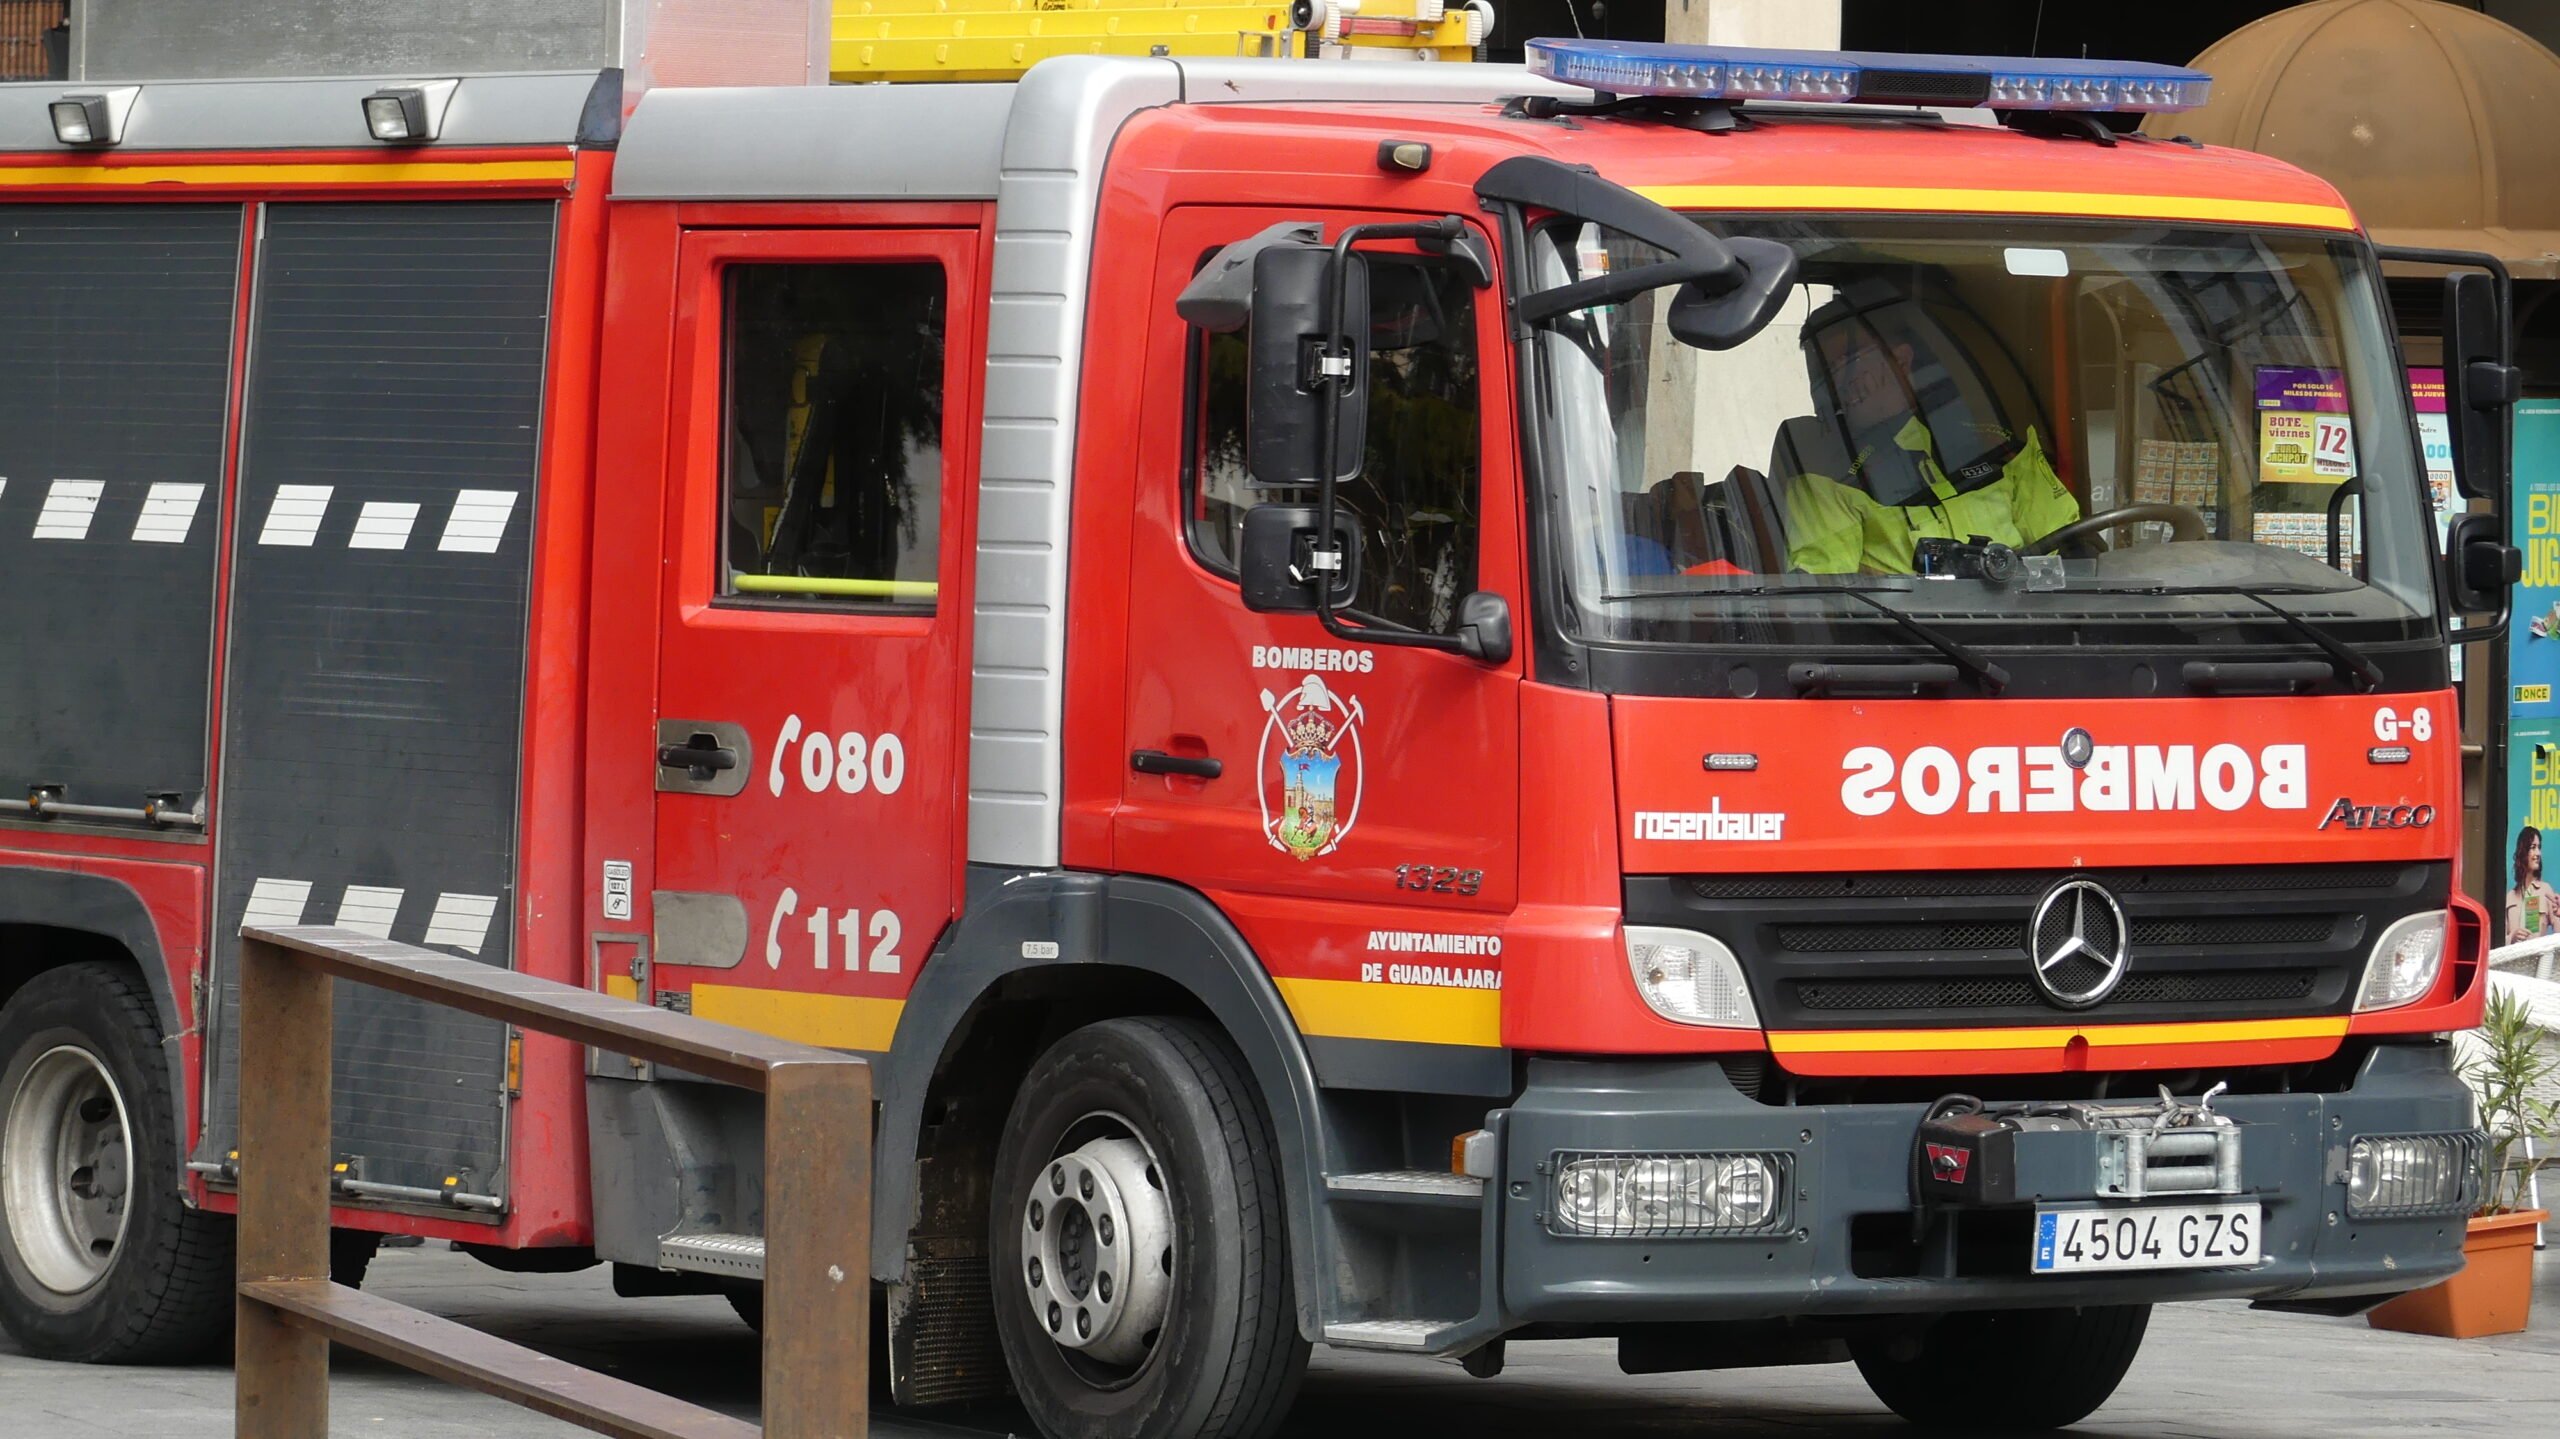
<box><xmin>728</xmin><ymin>1282</ymin><xmax>892</xmax><ymax>1403</ymax></box>
<box><xmin>1852</xmin><ymin>1304</ymin><xmax>2150</xmax><ymax>1432</ymax></box>
<box><xmin>988</xmin><ymin>1017</ymin><xmax>1307</xmax><ymax>1439</ymax></box>
<box><xmin>330</xmin><ymin>1229</ymin><xmax>383</xmax><ymax>1289</ymax></box>
<box><xmin>0</xmin><ymin>962</ymin><xmax>234</xmax><ymax>1362</ymax></box>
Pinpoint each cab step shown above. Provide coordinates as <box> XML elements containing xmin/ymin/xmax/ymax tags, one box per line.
<box><xmin>1325</xmin><ymin>1170</ymin><xmax>1483</xmax><ymax>1208</ymax></box>
<box><xmin>657</xmin><ymin>1231</ymin><xmax>765</xmax><ymax>1281</ymax></box>
<box><xmin>1323</xmin><ymin>1318</ymin><xmax>1468</xmax><ymax>1351</ymax></box>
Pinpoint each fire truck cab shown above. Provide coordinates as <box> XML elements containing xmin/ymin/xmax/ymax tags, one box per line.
<box><xmin>0</xmin><ymin>32</ymin><xmax>2518</xmax><ymax>1439</ymax></box>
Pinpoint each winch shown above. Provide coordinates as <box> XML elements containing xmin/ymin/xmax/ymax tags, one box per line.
<box><xmin>1915</xmin><ymin>1084</ymin><xmax>2245</xmax><ymax>1206</ymax></box>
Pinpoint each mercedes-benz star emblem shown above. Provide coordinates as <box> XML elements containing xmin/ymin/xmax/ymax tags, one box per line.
<box><xmin>2028</xmin><ymin>877</ymin><xmax>2129</xmax><ymax>1009</ymax></box>
<box><xmin>2060</xmin><ymin>727</ymin><xmax>2095</xmax><ymax>770</ymax></box>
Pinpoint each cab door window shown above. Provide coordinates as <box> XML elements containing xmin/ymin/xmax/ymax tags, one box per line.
<box><xmin>721</xmin><ymin>262</ymin><xmax>945</xmax><ymax>608</ymax></box>
<box><xmin>1187</xmin><ymin>256</ymin><xmax>1481</xmax><ymax>635</ymax></box>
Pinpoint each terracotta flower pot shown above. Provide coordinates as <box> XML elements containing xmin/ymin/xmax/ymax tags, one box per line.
<box><xmin>2365</xmin><ymin>1209</ymin><xmax>2547</xmax><ymax>1339</ymax></box>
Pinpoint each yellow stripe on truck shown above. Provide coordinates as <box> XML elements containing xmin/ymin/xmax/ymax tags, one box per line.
<box><xmin>1768</xmin><ymin>1015</ymin><xmax>2350</xmax><ymax>1056</ymax></box>
<box><xmin>1636</xmin><ymin>184</ymin><xmax>2358</xmax><ymax>232</ymax></box>
<box><xmin>1275</xmin><ymin>976</ymin><xmax>1502</xmax><ymax>1049</ymax></box>
<box><xmin>602</xmin><ymin>977</ymin><xmax>901</xmax><ymax>1051</ymax></box>
<box><xmin>687</xmin><ymin>984</ymin><xmax>905</xmax><ymax>1053</ymax></box>
<box><xmin>0</xmin><ymin>160</ymin><xmax>577</xmax><ymax>189</ymax></box>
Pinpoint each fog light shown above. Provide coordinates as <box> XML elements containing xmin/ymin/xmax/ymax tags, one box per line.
<box><xmin>1624</xmin><ymin>926</ymin><xmax>1758</xmax><ymax>1027</ymax></box>
<box><xmin>1550</xmin><ymin>1151</ymin><xmax>1787</xmax><ymax>1236</ymax></box>
<box><xmin>2356</xmin><ymin>912</ymin><xmax>2446</xmax><ymax>1012</ymax></box>
<box><xmin>2343</xmin><ymin>1132</ymin><xmax>2480</xmax><ymax>1218</ymax></box>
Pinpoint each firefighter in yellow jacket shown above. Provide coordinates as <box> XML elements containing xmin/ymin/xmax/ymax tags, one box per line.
<box><xmin>1784</xmin><ymin>314</ymin><xmax>2080</xmax><ymax>575</ymax></box>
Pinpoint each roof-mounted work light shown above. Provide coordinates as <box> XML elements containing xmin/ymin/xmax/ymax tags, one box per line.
<box><xmin>1524</xmin><ymin>39</ymin><xmax>2211</xmax><ymax>116</ymax></box>
<box><xmin>362</xmin><ymin>80</ymin><xmax>459</xmax><ymax>144</ymax></box>
<box><xmin>49</xmin><ymin>88</ymin><xmax>139</xmax><ymax>147</ymax></box>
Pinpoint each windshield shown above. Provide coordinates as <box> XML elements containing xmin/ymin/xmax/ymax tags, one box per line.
<box><xmin>1529</xmin><ymin>218</ymin><xmax>2440</xmax><ymax>653</ymax></box>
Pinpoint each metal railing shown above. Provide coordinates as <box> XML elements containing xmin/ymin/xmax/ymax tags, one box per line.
<box><xmin>233</xmin><ymin>924</ymin><xmax>871</xmax><ymax>1439</ymax></box>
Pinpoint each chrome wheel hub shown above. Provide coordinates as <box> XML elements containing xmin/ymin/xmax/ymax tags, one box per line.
<box><xmin>3</xmin><ymin>1045</ymin><xmax>133</xmax><ymax>1294</ymax></box>
<box><xmin>1019</xmin><ymin>1131</ymin><xmax>1174</xmax><ymax>1368</ymax></box>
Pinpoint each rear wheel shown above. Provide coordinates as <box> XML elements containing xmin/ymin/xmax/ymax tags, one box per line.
<box><xmin>0</xmin><ymin>963</ymin><xmax>234</xmax><ymax>1362</ymax></box>
<box><xmin>1852</xmin><ymin>1304</ymin><xmax>2150</xmax><ymax>1431</ymax></box>
<box><xmin>988</xmin><ymin>1017</ymin><xmax>1306</xmax><ymax>1439</ymax></box>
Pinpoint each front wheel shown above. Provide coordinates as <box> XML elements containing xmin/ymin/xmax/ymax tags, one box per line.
<box><xmin>1852</xmin><ymin>1305</ymin><xmax>2150</xmax><ymax>1431</ymax></box>
<box><xmin>988</xmin><ymin>1017</ymin><xmax>1307</xmax><ymax>1439</ymax></box>
<box><xmin>0</xmin><ymin>962</ymin><xmax>234</xmax><ymax>1362</ymax></box>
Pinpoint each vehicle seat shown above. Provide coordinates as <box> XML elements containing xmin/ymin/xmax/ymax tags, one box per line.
<box><xmin>1648</xmin><ymin>471</ymin><xmax>1760</xmax><ymax>573</ymax></box>
<box><xmin>1771</xmin><ymin>414</ymin><xmax>1853</xmax><ymax>485</ymax></box>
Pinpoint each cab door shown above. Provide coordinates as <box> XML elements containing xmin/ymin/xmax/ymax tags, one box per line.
<box><xmin>1114</xmin><ymin>207</ymin><xmax>1524</xmax><ymax>1089</ymax></box>
<box><xmin>648</xmin><ymin>226</ymin><xmax>980</xmax><ymax>1050</ymax></box>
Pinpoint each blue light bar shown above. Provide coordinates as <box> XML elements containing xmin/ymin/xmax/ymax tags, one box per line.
<box><xmin>1524</xmin><ymin>40</ymin><xmax>2213</xmax><ymax>115</ymax></box>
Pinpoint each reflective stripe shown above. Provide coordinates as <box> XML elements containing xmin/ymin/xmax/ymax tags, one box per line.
<box><xmin>1636</xmin><ymin>184</ymin><xmax>2357</xmax><ymax>231</ymax></box>
<box><xmin>688</xmin><ymin>984</ymin><xmax>904</xmax><ymax>1053</ymax></box>
<box><xmin>1768</xmin><ymin>1015</ymin><xmax>2350</xmax><ymax>1055</ymax></box>
<box><xmin>132</xmin><ymin>483</ymin><xmax>207</xmax><ymax>544</ymax></box>
<box><xmin>32</xmin><ymin>479</ymin><xmax>103</xmax><ymax>540</ymax></box>
<box><xmin>0</xmin><ymin>160</ymin><xmax>576</xmax><ymax>189</ymax></box>
<box><xmin>348</xmin><ymin>501</ymin><xmax>422</xmax><ymax>551</ymax></box>
<box><xmin>422</xmin><ymin>893</ymin><xmax>502</xmax><ymax>956</ymax></box>
<box><xmin>1275</xmin><ymin>975</ymin><xmax>1503</xmax><ymax>1048</ymax></box>
<box><xmin>730</xmin><ymin>574</ymin><xmax>939</xmax><ymax>600</ymax></box>
<box><xmin>240</xmin><ymin>878</ymin><xmax>314</xmax><ymax>930</ymax></box>
<box><xmin>334</xmin><ymin>886</ymin><xmax>405</xmax><ymax>940</ymax></box>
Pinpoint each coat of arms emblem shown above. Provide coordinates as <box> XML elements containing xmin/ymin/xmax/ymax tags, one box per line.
<box><xmin>1258</xmin><ymin>675</ymin><xmax>1364</xmax><ymax>861</ymax></box>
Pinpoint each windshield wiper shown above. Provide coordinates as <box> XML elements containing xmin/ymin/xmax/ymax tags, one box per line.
<box><xmin>2140</xmin><ymin>585</ymin><xmax>2383</xmax><ymax>692</ymax></box>
<box><xmin>1625</xmin><ymin>583</ymin><xmax>2011</xmax><ymax>695</ymax></box>
<box><xmin>1832</xmin><ymin>589</ymin><xmax>2012</xmax><ymax>695</ymax></box>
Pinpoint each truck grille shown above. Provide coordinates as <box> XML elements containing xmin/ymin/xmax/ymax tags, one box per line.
<box><xmin>1774</xmin><ymin>914</ymin><xmax>2335</xmax><ymax>954</ymax></box>
<box><xmin>1628</xmin><ymin>862</ymin><xmax>2444</xmax><ymax>1032</ymax></box>
<box><xmin>1794</xmin><ymin>969</ymin><xmax>2319</xmax><ymax>1012</ymax></box>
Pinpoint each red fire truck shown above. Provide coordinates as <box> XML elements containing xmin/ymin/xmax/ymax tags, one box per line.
<box><xmin>0</xmin><ymin>33</ymin><xmax>2520</xmax><ymax>1438</ymax></box>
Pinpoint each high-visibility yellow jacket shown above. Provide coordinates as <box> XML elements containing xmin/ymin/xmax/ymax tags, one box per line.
<box><xmin>1785</xmin><ymin>416</ymin><xmax>2080</xmax><ymax>575</ymax></box>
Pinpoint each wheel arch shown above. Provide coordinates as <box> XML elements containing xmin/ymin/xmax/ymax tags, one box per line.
<box><xmin>0</xmin><ymin>867</ymin><xmax>193</xmax><ymax>1189</ymax></box>
<box><xmin>876</xmin><ymin>868</ymin><xmax>1330</xmax><ymax>1341</ymax></box>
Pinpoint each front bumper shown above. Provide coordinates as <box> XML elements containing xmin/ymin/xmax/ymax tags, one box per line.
<box><xmin>1493</xmin><ymin>1042</ymin><xmax>2472</xmax><ymax>1324</ymax></box>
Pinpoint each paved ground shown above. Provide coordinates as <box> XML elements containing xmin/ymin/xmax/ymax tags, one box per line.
<box><xmin>5</xmin><ymin>1242</ymin><xmax>2558</xmax><ymax>1437</ymax></box>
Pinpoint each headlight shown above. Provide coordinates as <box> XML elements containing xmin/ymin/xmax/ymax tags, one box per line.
<box><xmin>2355</xmin><ymin>912</ymin><xmax>2446</xmax><ymax>1012</ymax></box>
<box><xmin>1624</xmin><ymin>926</ymin><xmax>1758</xmax><ymax>1027</ymax></box>
<box><xmin>2344</xmin><ymin>1132</ymin><xmax>2480</xmax><ymax>1217</ymax></box>
<box><xmin>1551</xmin><ymin>1151</ymin><xmax>1788</xmax><ymax>1236</ymax></box>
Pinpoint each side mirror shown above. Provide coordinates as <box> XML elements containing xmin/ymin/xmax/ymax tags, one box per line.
<box><xmin>1455</xmin><ymin>591</ymin><xmax>1513</xmax><ymax>665</ymax></box>
<box><xmin>1246</xmin><ymin>245</ymin><xmax>1369</xmax><ymax>488</ymax></box>
<box><xmin>2443</xmin><ymin>269</ymin><xmax>2521</xmax><ymax>501</ymax></box>
<box><xmin>1665</xmin><ymin>236</ymin><xmax>1800</xmax><ymax>352</ymax></box>
<box><xmin>1476</xmin><ymin>155</ymin><xmax>1801</xmax><ymax>351</ymax></box>
<box><xmin>1239</xmin><ymin>504</ymin><xmax>1360</xmax><ymax>613</ymax></box>
<box><xmin>2444</xmin><ymin>510</ymin><xmax>2521</xmax><ymax>615</ymax></box>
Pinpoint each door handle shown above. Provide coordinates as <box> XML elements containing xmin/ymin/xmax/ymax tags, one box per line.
<box><xmin>1131</xmin><ymin>749</ymin><xmax>1223</xmax><ymax>780</ymax></box>
<box><xmin>655</xmin><ymin>720</ymin><xmax>753</xmax><ymax>797</ymax></box>
<box><xmin>659</xmin><ymin>738</ymin><xmax>740</xmax><ymax>777</ymax></box>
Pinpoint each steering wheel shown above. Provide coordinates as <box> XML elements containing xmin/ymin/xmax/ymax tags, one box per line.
<box><xmin>2021</xmin><ymin>503</ymin><xmax>2211</xmax><ymax>556</ymax></box>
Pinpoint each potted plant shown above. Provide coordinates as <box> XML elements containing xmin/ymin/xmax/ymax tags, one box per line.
<box><xmin>2367</xmin><ymin>986</ymin><xmax>2554</xmax><ymax>1338</ymax></box>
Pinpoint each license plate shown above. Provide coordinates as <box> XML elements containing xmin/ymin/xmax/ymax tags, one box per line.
<box><xmin>2031</xmin><ymin>1202</ymin><xmax>2262</xmax><ymax>1274</ymax></box>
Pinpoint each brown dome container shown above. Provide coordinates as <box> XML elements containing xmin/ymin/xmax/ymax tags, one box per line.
<box><xmin>2144</xmin><ymin>0</ymin><xmax>2560</xmax><ymax>276</ymax></box>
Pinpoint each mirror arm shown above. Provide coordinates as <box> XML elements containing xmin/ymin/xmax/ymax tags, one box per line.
<box><xmin>2374</xmin><ymin>243</ymin><xmax>2520</xmax><ymax>645</ymax></box>
<box><xmin>1307</xmin><ymin>218</ymin><xmax>1493</xmax><ymax>662</ymax></box>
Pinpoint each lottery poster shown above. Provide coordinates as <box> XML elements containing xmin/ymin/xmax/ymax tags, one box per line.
<box><xmin>2412</xmin><ymin>369</ymin><xmax>2460</xmax><ymax>680</ymax></box>
<box><xmin>2255</xmin><ymin>366</ymin><xmax>2355</xmax><ymax>484</ymax></box>
<box><xmin>2409</xmin><ymin>367</ymin><xmax>2456</xmax><ymax>524</ymax></box>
